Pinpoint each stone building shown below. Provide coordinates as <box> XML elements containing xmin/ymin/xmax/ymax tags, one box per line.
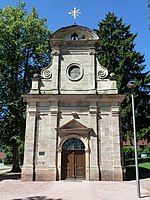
<box><xmin>21</xmin><ymin>25</ymin><xmax>125</xmax><ymax>181</ymax></box>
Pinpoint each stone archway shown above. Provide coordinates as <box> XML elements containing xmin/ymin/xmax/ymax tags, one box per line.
<box><xmin>56</xmin><ymin>119</ymin><xmax>91</xmax><ymax>181</ymax></box>
<box><xmin>61</xmin><ymin>138</ymin><xmax>85</xmax><ymax>180</ymax></box>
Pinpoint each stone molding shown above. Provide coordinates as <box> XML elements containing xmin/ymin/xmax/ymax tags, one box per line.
<box><xmin>22</xmin><ymin>94</ymin><xmax>125</xmax><ymax>103</ymax></box>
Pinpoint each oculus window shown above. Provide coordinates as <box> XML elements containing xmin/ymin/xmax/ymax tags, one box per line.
<box><xmin>67</xmin><ymin>64</ymin><xmax>83</xmax><ymax>81</ymax></box>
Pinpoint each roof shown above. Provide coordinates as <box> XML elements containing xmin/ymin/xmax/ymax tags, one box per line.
<box><xmin>123</xmin><ymin>139</ymin><xmax>150</xmax><ymax>146</ymax></box>
<box><xmin>0</xmin><ymin>152</ymin><xmax>6</xmax><ymax>159</ymax></box>
<box><xmin>51</xmin><ymin>25</ymin><xmax>99</xmax><ymax>40</ymax></box>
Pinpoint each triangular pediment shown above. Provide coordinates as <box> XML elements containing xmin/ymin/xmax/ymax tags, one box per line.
<box><xmin>58</xmin><ymin>119</ymin><xmax>88</xmax><ymax>130</ymax></box>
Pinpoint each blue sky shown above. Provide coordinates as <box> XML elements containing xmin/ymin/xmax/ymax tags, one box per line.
<box><xmin>1</xmin><ymin>0</ymin><xmax>150</xmax><ymax>72</ymax></box>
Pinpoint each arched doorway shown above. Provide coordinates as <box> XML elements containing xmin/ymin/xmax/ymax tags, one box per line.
<box><xmin>61</xmin><ymin>138</ymin><xmax>85</xmax><ymax>180</ymax></box>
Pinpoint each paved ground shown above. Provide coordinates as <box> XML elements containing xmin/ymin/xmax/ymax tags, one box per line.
<box><xmin>1</xmin><ymin>179</ymin><xmax>150</xmax><ymax>200</ymax></box>
<box><xmin>0</xmin><ymin>167</ymin><xmax>150</xmax><ymax>200</ymax></box>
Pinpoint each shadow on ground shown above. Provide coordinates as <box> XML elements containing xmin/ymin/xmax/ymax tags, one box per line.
<box><xmin>13</xmin><ymin>197</ymin><xmax>62</xmax><ymax>200</ymax></box>
<box><xmin>0</xmin><ymin>172</ymin><xmax>21</xmax><ymax>181</ymax></box>
<box><xmin>0</xmin><ymin>167</ymin><xmax>150</xmax><ymax>182</ymax></box>
<box><xmin>125</xmin><ymin>166</ymin><xmax>150</xmax><ymax>181</ymax></box>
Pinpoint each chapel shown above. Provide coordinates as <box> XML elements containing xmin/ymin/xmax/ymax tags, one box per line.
<box><xmin>21</xmin><ymin>24</ymin><xmax>125</xmax><ymax>181</ymax></box>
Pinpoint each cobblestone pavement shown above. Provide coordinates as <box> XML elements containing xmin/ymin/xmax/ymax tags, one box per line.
<box><xmin>0</xmin><ymin>166</ymin><xmax>150</xmax><ymax>200</ymax></box>
<box><xmin>0</xmin><ymin>178</ymin><xmax>150</xmax><ymax>200</ymax></box>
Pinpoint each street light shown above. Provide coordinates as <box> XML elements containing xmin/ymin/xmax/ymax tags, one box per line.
<box><xmin>127</xmin><ymin>80</ymin><xmax>140</xmax><ymax>198</ymax></box>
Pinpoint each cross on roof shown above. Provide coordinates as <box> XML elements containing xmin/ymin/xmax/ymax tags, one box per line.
<box><xmin>69</xmin><ymin>7</ymin><xmax>81</xmax><ymax>25</ymax></box>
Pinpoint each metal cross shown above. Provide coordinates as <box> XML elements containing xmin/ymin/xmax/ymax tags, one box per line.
<box><xmin>69</xmin><ymin>7</ymin><xmax>81</xmax><ymax>25</ymax></box>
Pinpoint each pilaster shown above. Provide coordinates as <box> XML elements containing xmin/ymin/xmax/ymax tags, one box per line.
<box><xmin>21</xmin><ymin>103</ymin><xmax>37</xmax><ymax>181</ymax></box>
<box><xmin>52</xmin><ymin>49</ymin><xmax>60</xmax><ymax>93</ymax></box>
<box><xmin>49</xmin><ymin>100</ymin><xmax>59</xmax><ymax>180</ymax></box>
<box><xmin>89</xmin><ymin>52</ymin><xmax>96</xmax><ymax>93</ymax></box>
<box><xmin>111</xmin><ymin>104</ymin><xmax>123</xmax><ymax>181</ymax></box>
<box><xmin>99</xmin><ymin>104</ymin><xmax>114</xmax><ymax>181</ymax></box>
<box><xmin>89</xmin><ymin>102</ymin><xmax>99</xmax><ymax>180</ymax></box>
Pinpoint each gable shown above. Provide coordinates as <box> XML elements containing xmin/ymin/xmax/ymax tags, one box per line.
<box><xmin>58</xmin><ymin>119</ymin><xmax>88</xmax><ymax>130</ymax></box>
<box><xmin>57</xmin><ymin>119</ymin><xmax>92</xmax><ymax>138</ymax></box>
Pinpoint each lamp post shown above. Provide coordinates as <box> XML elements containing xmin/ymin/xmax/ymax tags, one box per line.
<box><xmin>127</xmin><ymin>81</ymin><xmax>140</xmax><ymax>198</ymax></box>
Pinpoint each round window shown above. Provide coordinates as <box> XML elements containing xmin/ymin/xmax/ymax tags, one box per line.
<box><xmin>67</xmin><ymin>64</ymin><xmax>83</xmax><ymax>81</ymax></box>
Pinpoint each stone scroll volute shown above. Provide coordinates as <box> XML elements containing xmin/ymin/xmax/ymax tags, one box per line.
<box><xmin>96</xmin><ymin>58</ymin><xmax>108</xmax><ymax>79</ymax></box>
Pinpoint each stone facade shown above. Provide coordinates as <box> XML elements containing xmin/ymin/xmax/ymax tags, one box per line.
<box><xmin>21</xmin><ymin>25</ymin><xmax>125</xmax><ymax>181</ymax></box>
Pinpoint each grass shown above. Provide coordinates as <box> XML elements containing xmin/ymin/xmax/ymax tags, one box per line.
<box><xmin>125</xmin><ymin>161</ymin><xmax>150</xmax><ymax>180</ymax></box>
<box><xmin>3</xmin><ymin>164</ymin><xmax>12</xmax><ymax>167</ymax></box>
<box><xmin>139</xmin><ymin>162</ymin><xmax>150</xmax><ymax>170</ymax></box>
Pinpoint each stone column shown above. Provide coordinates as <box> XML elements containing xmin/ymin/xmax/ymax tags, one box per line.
<box><xmin>111</xmin><ymin>104</ymin><xmax>123</xmax><ymax>181</ymax></box>
<box><xmin>88</xmin><ymin>102</ymin><xmax>99</xmax><ymax>180</ymax></box>
<box><xmin>21</xmin><ymin>103</ymin><xmax>37</xmax><ymax>181</ymax></box>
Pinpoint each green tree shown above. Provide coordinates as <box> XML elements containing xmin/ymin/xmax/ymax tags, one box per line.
<box><xmin>0</xmin><ymin>1</ymin><xmax>51</xmax><ymax>172</ymax></box>
<box><xmin>95</xmin><ymin>12</ymin><xmax>150</xmax><ymax>143</ymax></box>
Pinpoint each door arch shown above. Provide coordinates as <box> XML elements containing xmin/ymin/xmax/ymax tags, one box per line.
<box><xmin>61</xmin><ymin>138</ymin><xmax>85</xmax><ymax>180</ymax></box>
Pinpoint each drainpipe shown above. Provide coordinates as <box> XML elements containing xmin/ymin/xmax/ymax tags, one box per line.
<box><xmin>97</xmin><ymin>108</ymin><xmax>101</xmax><ymax>180</ymax></box>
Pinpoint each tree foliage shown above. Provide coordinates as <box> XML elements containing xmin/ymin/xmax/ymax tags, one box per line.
<box><xmin>0</xmin><ymin>1</ymin><xmax>51</xmax><ymax>172</ymax></box>
<box><xmin>95</xmin><ymin>12</ymin><xmax>150</xmax><ymax>142</ymax></box>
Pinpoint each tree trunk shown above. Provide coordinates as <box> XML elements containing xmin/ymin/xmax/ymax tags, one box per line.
<box><xmin>11</xmin><ymin>141</ymin><xmax>21</xmax><ymax>173</ymax></box>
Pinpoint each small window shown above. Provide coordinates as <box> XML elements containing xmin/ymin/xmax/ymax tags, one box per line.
<box><xmin>71</xmin><ymin>33</ymin><xmax>78</xmax><ymax>40</ymax></box>
<box><xmin>67</xmin><ymin>64</ymin><xmax>83</xmax><ymax>81</ymax></box>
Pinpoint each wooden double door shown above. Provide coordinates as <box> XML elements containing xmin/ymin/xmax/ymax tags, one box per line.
<box><xmin>61</xmin><ymin>150</ymin><xmax>85</xmax><ymax>180</ymax></box>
